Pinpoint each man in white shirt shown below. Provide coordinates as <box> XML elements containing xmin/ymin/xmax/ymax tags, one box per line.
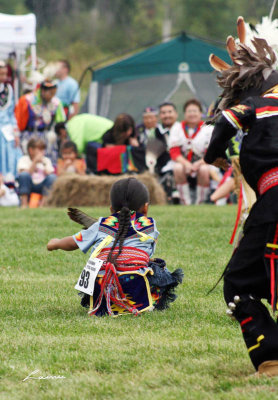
<box><xmin>154</xmin><ymin>102</ymin><xmax>180</xmax><ymax>173</ymax></box>
<box><xmin>153</xmin><ymin>102</ymin><xmax>181</xmax><ymax>202</ymax></box>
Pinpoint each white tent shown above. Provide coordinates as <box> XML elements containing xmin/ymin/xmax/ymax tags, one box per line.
<box><xmin>0</xmin><ymin>13</ymin><xmax>37</xmax><ymax>100</ymax></box>
<box><xmin>0</xmin><ymin>13</ymin><xmax>36</xmax><ymax>57</ymax></box>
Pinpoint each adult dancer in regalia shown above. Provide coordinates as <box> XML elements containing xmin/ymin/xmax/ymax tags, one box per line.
<box><xmin>204</xmin><ymin>16</ymin><xmax>278</xmax><ymax>376</ymax></box>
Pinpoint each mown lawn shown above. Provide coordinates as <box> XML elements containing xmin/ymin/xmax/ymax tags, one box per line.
<box><xmin>1</xmin><ymin>205</ymin><xmax>278</xmax><ymax>400</ymax></box>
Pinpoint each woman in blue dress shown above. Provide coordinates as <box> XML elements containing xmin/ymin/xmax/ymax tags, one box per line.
<box><xmin>0</xmin><ymin>61</ymin><xmax>22</xmax><ymax>179</ymax></box>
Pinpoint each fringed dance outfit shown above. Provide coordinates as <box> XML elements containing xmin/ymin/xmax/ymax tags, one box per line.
<box><xmin>203</xmin><ymin>13</ymin><xmax>278</xmax><ymax>373</ymax></box>
<box><xmin>73</xmin><ymin>212</ymin><xmax>183</xmax><ymax>316</ymax></box>
<box><xmin>0</xmin><ymin>83</ymin><xmax>22</xmax><ymax>177</ymax></box>
<box><xmin>205</xmin><ymin>87</ymin><xmax>278</xmax><ymax>369</ymax></box>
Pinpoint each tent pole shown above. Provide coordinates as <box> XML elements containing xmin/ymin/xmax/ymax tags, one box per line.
<box><xmin>13</xmin><ymin>52</ymin><xmax>19</xmax><ymax>104</ymax></box>
<box><xmin>269</xmin><ymin>0</ymin><xmax>277</xmax><ymax>20</ymax></box>
<box><xmin>30</xmin><ymin>43</ymin><xmax>37</xmax><ymax>72</ymax></box>
<box><xmin>88</xmin><ymin>81</ymin><xmax>98</xmax><ymax>115</ymax></box>
<box><xmin>162</xmin><ymin>1</ymin><xmax>172</xmax><ymax>42</ymax></box>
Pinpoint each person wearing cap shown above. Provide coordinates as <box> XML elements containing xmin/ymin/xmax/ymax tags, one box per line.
<box><xmin>15</xmin><ymin>80</ymin><xmax>66</xmax><ymax>165</ymax></box>
<box><xmin>0</xmin><ymin>60</ymin><xmax>22</xmax><ymax>179</ymax></box>
<box><xmin>136</xmin><ymin>107</ymin><xmax>158</xmax><ymax>146</ymax></box>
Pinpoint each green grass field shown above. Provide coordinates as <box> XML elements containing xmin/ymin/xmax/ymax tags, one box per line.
<box><xmin>1</xmin><ymin>205</ymin><xmax>278</xmax><ymax>400</ymax></box>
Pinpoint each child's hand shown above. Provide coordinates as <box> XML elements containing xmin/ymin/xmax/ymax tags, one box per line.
<box><xmin>47</xmin><ymin>236</ymin><xmax>78</xmax><ymax>251</ymax></box>
<box><xmin>64</xmin><ymin>158</ymin><xmax>73</xmax><ymax>167</ymax></box>
<box><xmin>47</xmin><ymin>238</ymin><xmax>60</xmax><ymax>251</ymax></box>
<box><xmin>34</xmin><ymin>151</ymin><xmax>44</xmax><ymax>164</ymax></box>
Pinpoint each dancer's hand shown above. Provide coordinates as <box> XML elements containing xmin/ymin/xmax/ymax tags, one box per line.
<box><xmin>212</xmin><ymin>157</ymin><xmax>230</xmax><ymax>171</ymax></box>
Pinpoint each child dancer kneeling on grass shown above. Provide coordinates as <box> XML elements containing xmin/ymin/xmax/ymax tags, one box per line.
<box><xmin>47</xmin><ymin>177</ymin><xmax>183</xmax><ymax>316</ymax></box>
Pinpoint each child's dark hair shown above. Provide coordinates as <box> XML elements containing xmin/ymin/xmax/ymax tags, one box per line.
<box><xmin>27</xmin><ymin>138</ymin><xmax>46</xmax><ymax>151</ymax></box>
<box><xmin>107</xmin><ymin>178</ymin><xmax>149</xmax><ymax>265</ymax></box>
<box><xmin>55</xmin><ymin>122</ymin><xmax>66</xmax><ymax>135</ymax></box>
<box><xmin>61</xmin><ymin>140</ymin><xmax>78</xmax><ymax>154</ymax></box>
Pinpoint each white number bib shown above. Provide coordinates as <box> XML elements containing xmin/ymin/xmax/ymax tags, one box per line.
<box><xmin>74</xmin><ymin>257</ymin><xmax>103</xmax><ymax>296</ymax></box>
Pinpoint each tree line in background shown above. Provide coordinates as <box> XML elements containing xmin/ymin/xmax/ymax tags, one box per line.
<box><xmin>0</xmin><ymin>0</ymin><xmax>277</xmax><ymax>85</ymax></box>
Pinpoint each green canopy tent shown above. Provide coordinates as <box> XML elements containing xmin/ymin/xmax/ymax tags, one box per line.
<box><xmin>82</xmin><ymin>33</ymin><xmax>230</xmax><ymax>122</ymax></box>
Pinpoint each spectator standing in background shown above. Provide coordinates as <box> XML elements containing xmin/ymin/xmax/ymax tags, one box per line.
<box><xmin>0</xmin><ymin>61</ymin><xmax>22</xmax><ymax>179</ymax></box>
<box><xmin>15</xmin><ymin>80</ymin><xmax>66</xmax><ymax>165</ymax></box>
<box><xmin>55</xmin><ymin>60</ymin><xmax>80</xmax><ymax>119</ymax></box>
<box><xmin>169</xmin><ymin>99</ymin><xmax>212</xmax><ymax>205</ymax></box>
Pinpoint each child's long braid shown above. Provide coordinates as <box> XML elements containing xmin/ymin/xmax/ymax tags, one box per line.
<box><xmin>115</xmin><ymin>207</ymin><xmax>131</xmax><ymax>261</ymax></box>
<box><xmin>107</xmin><ymin>177</ymin><xmax>149</xmax><ymax>267</ymax></box>
<box><xmin>107</xmin><ymin>206</ymin><xmax>131</xmax><ymax>266</ymax></box>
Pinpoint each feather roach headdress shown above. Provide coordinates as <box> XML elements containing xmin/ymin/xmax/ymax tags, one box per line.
<box><xmin>210</xmin><ymin>16</ymin><xmax>278</xmax><ymax>117</ymax></box>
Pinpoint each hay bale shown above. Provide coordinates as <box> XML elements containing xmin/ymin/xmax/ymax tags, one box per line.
<box><xmin>46</xmin><ymin>173</ymin><xmax>166</xmax><ymax>207</ymax></box>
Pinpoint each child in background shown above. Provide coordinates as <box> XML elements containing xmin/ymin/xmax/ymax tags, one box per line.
<box><xmin>17</xmin><ymin>138</ymin><xmax>56</xmax><ymax>208</ymax></box>
<box><xmin>0</xmin><ymin>174</ymin><xmax>19</xmax><ymax>206</ymax></box>
<box><xmin>47</xmin><ymin>177</ymin><xmax>183</xmax><ymax>316</ymax></box>
<box><xmin>57</xmin><ymin>141</ymin><xmax>86</xmax><ymax>176</ymax></box>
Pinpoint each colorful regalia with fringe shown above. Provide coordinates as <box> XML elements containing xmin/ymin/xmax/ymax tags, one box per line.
<box><xmin>204</xmin><ymin>15</ymin><xmax>278</xmax><ymax>374</ymax></box>
<box><xmin>70</xmin><ymin>208</ymin><xmax>183</xmax><ymax>317</ymax></box>
<box><xmin>0</xmin><ymin>83</ymin><xmax>22</xmax><ymax>178</ymax></box>
<box><xmin>15</xmin><ymin>87</ymin><xmax>65</xmax><ymax>165</ymax></box>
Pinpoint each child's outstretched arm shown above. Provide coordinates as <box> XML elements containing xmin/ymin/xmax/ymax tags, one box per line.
<box><xmin>47</xmin><ymin>236</ymin><xmax>78</xmax><ymax>251</ymax></box>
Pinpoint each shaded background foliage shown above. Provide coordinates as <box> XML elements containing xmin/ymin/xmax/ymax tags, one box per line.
<box><xmin>1</xmin><ymin>0</ymin><xmax>277</xmax><ymax>94</ymax></box>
